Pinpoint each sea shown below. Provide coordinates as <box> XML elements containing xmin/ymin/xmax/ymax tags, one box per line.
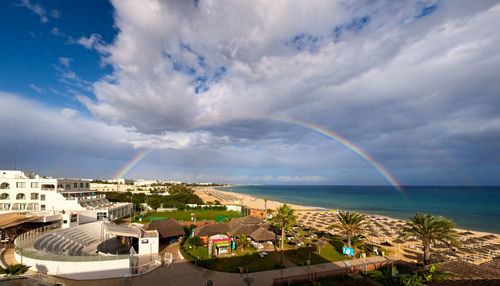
<box><xmin>218</xmin><ymin>185</ymin><xmax>500</xmax><ymax>234</ymax></box>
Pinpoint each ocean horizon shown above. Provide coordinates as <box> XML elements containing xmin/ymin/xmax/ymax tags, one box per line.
<box><xmin>218</xmin><ymin>185</ymin><xmax>500</xmax><ymax>234</ymax></box>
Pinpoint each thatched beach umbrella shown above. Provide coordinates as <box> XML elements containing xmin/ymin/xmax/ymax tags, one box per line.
<box><xmin>314</xmin><ymin>238</ymin><xmax>328</xmax><ymax>254</ymax></box>
<box><xmin>293</xmin><ymin>236</ymin><xmax>307</xmax><ymax>247</ymax></box>
<box><xmin>393</xmin><ymin>238</ymin><xmax>405</xmax><ymax>244</ymax></box>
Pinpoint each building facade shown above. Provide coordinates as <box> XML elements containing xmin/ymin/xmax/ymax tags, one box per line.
<box><xmin>0</xmin><ymin>170</ymin><xmax>132</xmax><ymax>221</ymax></box>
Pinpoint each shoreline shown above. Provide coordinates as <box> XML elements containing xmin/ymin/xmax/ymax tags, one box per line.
<box><xmin>195</xmin><ymin>186</ymin><xmax>500</xmax><ymax>264</ymax></box>
<box><xmin>194</xmin><ymin>186</ymin><xmax>500</xmax><ymax>237</ymax></box>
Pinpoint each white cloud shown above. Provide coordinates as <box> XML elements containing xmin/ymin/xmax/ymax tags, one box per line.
<box><xmin>78</xmin><ymin>0</ymin><xmax>500</xmax><ymax>141</ymax></box>
<box><xmin>61</xmin><ymin>108</ymin><xmax>79</xmax><ymax>119</ymax></box>
<box><xmin>18</xmin><ymin>0</ymin><xmax>59</xmax><ymax>23</ymax></box>
<box><xmin>58</xmin><ymin>57</ymin><xmax>71</xmax><ymax>67</ymax></box>
<box><xmin>29</xmin><ymin>83</ymin><xmax>43</xmax><ymax>93</ymax></box>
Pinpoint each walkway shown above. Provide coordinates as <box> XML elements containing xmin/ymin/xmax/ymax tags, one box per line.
<box><xmin>268</xmin><ymin>251</ymin><xmax>296</xmax><ymax>268</ymax></box>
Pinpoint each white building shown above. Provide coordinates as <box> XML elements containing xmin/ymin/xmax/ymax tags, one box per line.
<box><xmin>0</xmin><ymin>170</ymin><xmax>132</xmax><ymax>221</ymax></box>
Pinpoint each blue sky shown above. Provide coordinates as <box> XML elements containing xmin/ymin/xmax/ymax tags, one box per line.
<box><xmin>0</xmin><ymin>0</ymin><xmax>499</xmax><ymax>186</ymax></box>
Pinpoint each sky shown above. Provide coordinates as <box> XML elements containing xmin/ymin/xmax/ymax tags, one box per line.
<box><xmin>0</xmin><ymin>0</ymin><xmax>499</xmax><ymax>186</ymax></box>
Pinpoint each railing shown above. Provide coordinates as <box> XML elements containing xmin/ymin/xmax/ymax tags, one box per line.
<box><xmin>273</xmin><ymin>260</ymin><xmax>396</xmax><ymax>286</ymax></box>
<box><xmin>15</xmin><ymin>246</ymin><xmax>129</xmax><ymax>262</ymax></box>
<box><xmin>130</xmin><ymin>254</ymin><xmax>162</xmax><ymax>275</ymax></box>
<box><xmin>14</xmin><ymin>223</ymin><xmax>61</xmax><ymax>247</ymax></box>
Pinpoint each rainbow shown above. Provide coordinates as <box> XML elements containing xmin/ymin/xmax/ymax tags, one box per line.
<box><xmin>114</xmin><ymin>116</ymin><xmax>404</xmax><ymax>193</ymax></box>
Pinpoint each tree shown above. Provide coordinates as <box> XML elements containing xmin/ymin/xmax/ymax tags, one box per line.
<box><xmin>146</xmin><ymin>195</ymin><xmax>163</xmax><ymax>210</ymax></box>
<box><xmin>187</xmin><ymin>236</ymin><xmax>201</xmax><ymax>248</ymax></box>
<box><xmin>238</xmin><ymin>234</ymin><xmax>248</xmax><ymax>252</ymax></box>
<box><xmin>330</xmin><ymin>211</ymin><xmax>366</xmax><ymax>249</ymax></box>
<box><xmin>263</xmin><ymin>197</ymin><xmax>268</xmax><ymax>219</ymax></box>
<box><xmin>401</xmin><ymin>213</ymin><xmax>459</xmax><ymax>265</ymax></box>
<box><xmin>272</xmin><ymin>204</ymin><xmax>296</xmax><ymax>266</ymax></box>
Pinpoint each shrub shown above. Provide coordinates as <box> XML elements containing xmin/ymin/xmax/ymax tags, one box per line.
<box><xmin>0</xmin><ymin>264</ymin><xmax>30</xmax><ymax>276</ymax></box>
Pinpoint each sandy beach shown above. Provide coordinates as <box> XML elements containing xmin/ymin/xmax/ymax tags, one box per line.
<box><xmin>195</xmin><ymin>186</ymin><xmax>500</xmax><ymax>264</ymax></box>
<box><xmin>194</xmin><ymin>186</ymin><xmax>316</xmax><ymax>211</ymax></box>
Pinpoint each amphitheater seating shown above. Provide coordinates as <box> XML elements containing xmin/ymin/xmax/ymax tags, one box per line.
<box><xmin>34</xmin><ymin>222</ymin><xmax>102</xmax><ymax>256</ymax></box>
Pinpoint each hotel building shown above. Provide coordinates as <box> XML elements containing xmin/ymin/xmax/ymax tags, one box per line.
<box><xmin>0</xmin><ymin>170</ymin><xmax>132</xmax><ymax>221</ymax></box>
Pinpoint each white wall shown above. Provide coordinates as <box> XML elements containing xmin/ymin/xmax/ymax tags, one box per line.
<box><xmin>226</xmin><ymin>205</ymin><xmax>242</xmax><ymax>212</ymax></box>
<box><xmin>138</xmin><ymin>236</ymin><xmax>159</xmax><ymax>255</ymax></box>
<box><xmin>15</xmin><ymin>252</ymin><xmax>130</xmax><ymax>280</ymax></box>
<box><xmin>78</xmin><ymin>211</ymin><xmax>97</xmax><ymax>224</ymax></box>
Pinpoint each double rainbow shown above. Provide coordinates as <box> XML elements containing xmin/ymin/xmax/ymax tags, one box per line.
<box><xmin>114</xmin><ymin>116</ymin><xmax>404</xmax><ymax>193</ymax></box>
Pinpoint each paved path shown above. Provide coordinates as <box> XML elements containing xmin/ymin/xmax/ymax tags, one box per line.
<box><xmin>268</xmin><ymin>251</ymin><xmax>296</xmax><ymax>268</ymax></box>
<box><xmin>3</xmin><ymin>243</ymin><xmax>396</xmax><ymax>286</ymax></box>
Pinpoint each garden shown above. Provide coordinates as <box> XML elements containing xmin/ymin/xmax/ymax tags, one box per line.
<box><xmin>180</xmin><ymin>236</ymin><xmax>281</xmax><ymax>273</ymax></box>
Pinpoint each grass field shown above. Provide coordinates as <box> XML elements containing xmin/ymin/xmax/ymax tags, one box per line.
<box><xmin>134</xmin><ymin>210</ymin><xmax>242</xmax><ymax>223</ymax></box>
<box><xmin>285</xmin><ymin>243</ymin><xmax>348</xmax><ymax>266</ymax></box>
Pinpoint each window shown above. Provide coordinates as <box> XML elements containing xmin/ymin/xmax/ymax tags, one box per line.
<box><xmin>41</xmin><ymin>184</ymin><xmax>55</xmax><ymax>190</ymax></box>
<box><xmin>0</xmin><ymin>183</ymin><xmax>9</xmax><ymax>189</ymax></box>
<box><xmin>86</xmin><ymin>183</ymin><xmax>89</xmax><ymax>188</ymax></box>
<box><xmin>97</xmin><ymin>212</ymin><xmax>107</xmax><ymax>220</ymax></box>
<box><xmin>0</xmin><ymin>193</ymin><xmax>9</xmax><ymax>200</ymax></box>
<box><xmin>31</xmin><ymin>182</ymin><xmax>39</xmax><ymax>188</ymax></box>
<box><xmin>19</xmin><ymin>203</ymin><xmax>25</xmax><ymax>210</ymax></box>
<box><xmin>74</xmin><ymin>183</ymin><xmax>77</xmax><ymax>189</ymax></box>
<box><xmin>80</xmin><ymin>182</ymin><xmax>83</xmax><ymax>188</ymax></box>
<box><xmin>40</xmin><ymin>204</ymin><xmax>46</xmax><ymax>210</ymax></box>
<box><xmin>16</xmin><ymin>182</ymin><xmax>26</xmax><ymax>188</ymax></box>
<box><xmin>16</xmin><ymin>193</ymin><xmax>26</xmax><ymax>200</ymax></box>
<box><xmin>40</xmin><ymin>194</ymin><xmax>45</xmax><ymax>201</ymax></box>
<box><xmin>30</xmin><ymin>193</ymin><xmax>39</xmax><ymax>200</ymax></box>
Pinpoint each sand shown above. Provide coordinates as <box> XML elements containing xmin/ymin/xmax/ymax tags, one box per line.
<box><xmin>194</xmin><ymin>186</ymin><xmax>315</xmax><ymax>211</ymax></box>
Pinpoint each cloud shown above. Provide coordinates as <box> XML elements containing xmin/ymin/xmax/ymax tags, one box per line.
<box><xmin>0</xmin><ymin>92</ymin><xmax>334</xmax><ymax>183</ymax></box>
<box><xmin>18</xmin><ymin>0</ymin><xmax>59</xmax><ymax>23</ymax></box>
<box><xmin>29</xmin><ymin>83</ymin><xmax>43</xmax><ymax>93</ymax></box>
<box><xmin>53</xmin><ymin>57</ymin><xmax>93</xmax><ymax>93</ymax></box>
<box><xmin>7</xmin><ymin>0</ymin><xmax>500</xmax><ymax>185</ymax></box>
<box><xmin>77</xmin><ymin>33</ymin><xmax>109</xmax><ymax>54</ymax></box>
<box><xmin>61</xmin><ymin>108</ymin><xmax>79</xmax><ymax>119</ymax></box>
<box><xmin>58</xmin><ymin>57</ymin><xmax>71</xmax><ymax>67</ymax></box>
<box><xmin>78</xmin><ymin>1</ymin><xmax>499</xmax><ymax>135</ymax></box>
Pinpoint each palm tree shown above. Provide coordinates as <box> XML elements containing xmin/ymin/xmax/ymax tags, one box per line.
<box><xmin>331</xmin><ymin>211</ymin><xmax>366</xmax><ymax>249</ymax></box>
<box><xmin>401</xmin><ymin>213</ymin><xmax>459</xmax><ymax>265</ymax></box>
<box><xmin>238</xmin><ymin>234</ymin><xmax>249</xmax><ymax>252</ymax></box>
<box><xmin>263</xmin><ymin>197</ymin><xmax>268</xmax><ymax>219</ymax></box>
<box><xmin>272</xmin><ymin>204</ymin><xmax>296</xmax><ymax>265</ymax></box>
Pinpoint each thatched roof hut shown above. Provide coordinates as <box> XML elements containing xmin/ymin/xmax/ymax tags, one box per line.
<box><xmin>249</xmin><ymin>227</ymin><xmax>275</xmax><ymax>242</ymax></box>
<box><xmin>143</xmin><ymin>219</ymin><xmax>184</xmax><ymax>239</ymax></box>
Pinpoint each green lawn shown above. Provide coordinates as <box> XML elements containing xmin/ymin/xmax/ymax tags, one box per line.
<box><xmin>134</xmin><ymin>210</ymin><xmax>242</xmax><ymax>223</ymax></box>
<box><xmin>285</xmin><ymin>243</ymin><xmax>348</xmax><ymax>266</ymax></box>
<box><xmin>182</xmin><ymin>239</ymin><xmax>280</xmax><ymax>273</ymax></box>
<box><xmin>213</xmin><ymin>248</ymin><xmax>280</xmax><ymax>273</ymax></box>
